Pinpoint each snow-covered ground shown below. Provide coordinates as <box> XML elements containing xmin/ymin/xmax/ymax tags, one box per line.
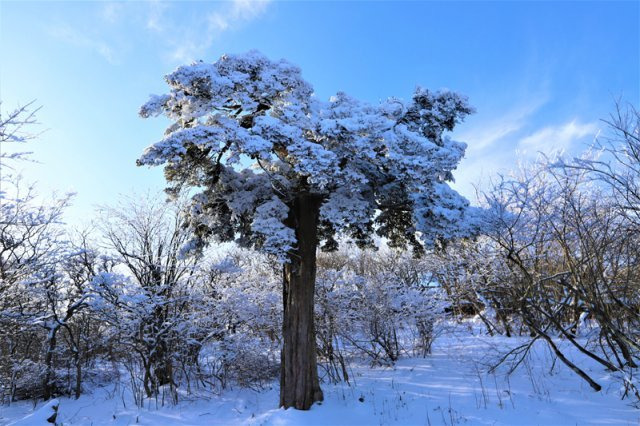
<box><xmin>2</xmin><ymin>324</ymin><xmax>638</xmax><ymax>425</ymax></box>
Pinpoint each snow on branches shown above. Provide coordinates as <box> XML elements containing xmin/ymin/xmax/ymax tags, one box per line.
<box><xmin>139</xmin><ymin>50</ymin><xmax>478</xmax><ymax>260</ymax></box>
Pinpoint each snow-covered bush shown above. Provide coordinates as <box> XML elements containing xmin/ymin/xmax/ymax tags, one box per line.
<box><xmin>315</xmin><ymin>247</ymin><xmax>448</xmax><ymax>375</ymax></box>
<box><xmin>424</xmin><ymin>238</ymin><xmax>519</xmax><ymax>337</ymax></box>
<box><xmin>208</xmin><ymin>334</ymin><xmax>279</xmax><ymax>390</ymax></box>
<box><xmin>189</xmin><ymin>249</ymin><xmax>282</xmax><ymax>392</ymax></box>
<box><xmin>458</xmin><ymin>133</ymin><xmax>640</xmax><ymax>401</ymax></box>
<box><xmin>0</xmin><ymin>176</ymin><xmax>84</xmax><ymax>402</ymax></box>
<box><xmin>0</xmin><ymin>104</ymin><xmax>109</xmax><ymax>403</ymax></box>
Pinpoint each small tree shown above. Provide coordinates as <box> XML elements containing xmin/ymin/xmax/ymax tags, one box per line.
<box><xmin>0</xmin><ymin>178</ymin><xmax>75</xmax><ymax>401</ymax></box>
<box><xmin>97</xmin><ymin>194</ymin><xmax>198</xmax><ymax>402</ymax></box>
<box><xmin>138</xmin><ymin>51</ymin><xmax>477</xmax><ymax>409</ymax></box>
<box><xmin>0</xmin><ymin>101</ymin><xmax>84</xmax><ymax>402</ymax></box>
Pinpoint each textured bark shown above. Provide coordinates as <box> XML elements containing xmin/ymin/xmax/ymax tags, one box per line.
<box><xmin>280</xmin><ymin>194</ymin><xmax>324</xmax><ymax>410</ymax></box>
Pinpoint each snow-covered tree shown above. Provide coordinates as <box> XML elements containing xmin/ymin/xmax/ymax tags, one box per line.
<box><xmin>0</xmin><ymin>176</ymin><xmax>81</xmax><ymax>401</ymax></box>
<box><xmin>0</xmin><ymin>100</ymin><xmax>40</xmax><ymax>172</ymax></box>
<box><xmin>95</xmin><ymin>195</ymin><xmax>199</xmax><ymax>401</ymax></box>
<box><xmin>561</xmin><ymin>103</ymin><xmax>640</xmax><ymax>237</ymax></box>
<box><xmin>138</xmin><ymin>51</ymin><xmax>477</xmax><ymax>409</ymax></box>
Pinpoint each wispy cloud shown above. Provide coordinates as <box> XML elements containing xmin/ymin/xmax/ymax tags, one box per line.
<box><xmin>458</xmin><ymin>93</ymin><xmax>549</xmax><ymax>153</ymax></box>
<box><xmin>453</xmin><ymin>117</ymin><xmax>600</xmax><ymax>201</ymax></box>
<box><xmin>100</xmin><ymin>2</ymin><xmax>124</xmax><ymax>24</ymax></box>
<box><xmin>150</xmin><ymin>0</ymin><xmax>272</xmax><ymax>63</ymax></box>
<box><xmin>518</xmin><ymin>119</ymin><xmax>599</xmax><ymax>155</ymax></box>
<box><xmin>48</xmin><ymin>0</ymin><xmax>272</xmax><ymax>65</ymax></box>
<box><xmin>230</xmin><ymin>0</ymin><xmax>271</xmax><ymax>22</ymax></box>
<box><xmin>145</xmin><ymin>1</ymin><xmax>168</xmax><ymax>32</ymax></box>
<box><xmin>49</xmin><ymin>24</ymin><xmax>117</xmax><ymax>64</ymax></box>
<box><xmin>452</xmin><ymin>92</ymin><xmax>549</xmax><ymax>200</ymax></box>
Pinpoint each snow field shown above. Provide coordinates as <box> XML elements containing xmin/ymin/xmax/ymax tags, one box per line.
<box><xmin>3</xmin><ymin>323</ymin><xmax>638</xmax><ymax>425</ymax></box>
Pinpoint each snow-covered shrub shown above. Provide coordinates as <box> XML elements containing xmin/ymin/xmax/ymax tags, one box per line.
<box><xmin>0</xmin><ymin>176</ymin><xmax>87</xmax><ymax>402</ymax></box>
<box><xmin>350</xmin><ymin>260</ymin><xmax>446</xmax><ymax>364</ymax></box>
<box><xmin>1</xmin><ymin>360</ymin><xmax>46</xmax><ymax>402</ymax></box>
<box><xmin>423</xmin><ymin>238</ymin><xmax>519</xmax><ymax>337</ymax></box>
<box><xmin>470</xmin><ymin>147</ymin><xmax>640</xmax><ymax>400</ymax></box>
<box><xmin>209</xmin><ymin>334</ymin><xmax>279</xmax><ymax>390</ymax></box>
<box><xmin>315</xmin><ymin>248</ymin><xmax>447</xmax><ymax>371</ymax></box>
<box><xmin>315</xmin><ymin>261</ymin><xmax>360</xmax><ymax>383</ymax></box>
<box><xmin>183</xmin><ymin>247</ymin><xmax>284</xmax><ymax>395</ymax></box>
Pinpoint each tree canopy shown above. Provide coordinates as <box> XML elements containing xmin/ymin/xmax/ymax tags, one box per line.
<box><xmin>138</xmin><ymin>50</ymin><xmax>477</xmax><ymax>260</ymax></box>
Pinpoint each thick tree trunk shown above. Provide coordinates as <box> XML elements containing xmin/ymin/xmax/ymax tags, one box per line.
<box><xmin>280</xmin><ymin>194</ymin><xmax>324</xmax><ymax>410</ymax></box>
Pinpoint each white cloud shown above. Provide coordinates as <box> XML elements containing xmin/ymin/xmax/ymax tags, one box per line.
<box><xmin>451</xmin><ymin>93</ymin><xmax>549</xmax><ymax>201</ymax></box>
<box><xmin>101</xmin><ymin>2</ymin><xmax>123</xmax><ymax>24</ymax></box>
<box><xmin>231</xmin><ymin>0</ymin><xmax>271</xmax><ymax>21</ymax></box>
<box><xmin>453</xmin><ymin>118</ymin><xmax>599</xmax><ymax>202</ymax></box>
<box><xmin>49</xmin><ymin>25</ymin><xmax>117</xmax><ymax>64</ymax></box>
<box><xmin>518</xmin><ymin>119</ymin><xmax>599</xmax><ymax>155</ymax></box>
<box><xmin>49</xmin><ymin>0</ymin><xmax>271</xmax><ymax>65</ymax></box>
<box><xmin>457</xmin><ymin>93</ymin><xmax>548</xmax><ymax>153</ymax></box>
<box><xmin>155</xmin><ymin>0</ymin><xmax>273</xmax><ymax>63</ymax></box>
<box><xmin>145</xmin><ymin>1</ymin><xmax>168</xmax><ymax>32</ymax></box>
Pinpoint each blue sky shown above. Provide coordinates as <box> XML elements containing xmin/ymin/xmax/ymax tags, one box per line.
<box><xmin>1</xmin><ymin>0</ymin><xmax>638</xmax><ymax>225</ymax></box>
